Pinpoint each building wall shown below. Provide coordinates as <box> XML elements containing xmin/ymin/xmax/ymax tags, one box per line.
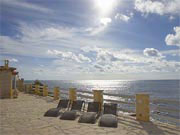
<box><xmin>17</xmin><ymin>79</ymin><xmax>24</xmax><ymax>91</ymax></box>
<box><xmin>12</xmin><ymin>75</ymin><xmax>16</xmax><ymax>89</ymax></box>
<box><xmin>0</xmin><ymin>70</ymin><xmax>12</xmax><ymax>98</ymax></box>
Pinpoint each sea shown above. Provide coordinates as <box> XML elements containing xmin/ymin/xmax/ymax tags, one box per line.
<box><xmin>25</xmin><ymin>80</ymin><xmax>180</xmax><ymax>126</ymax></box>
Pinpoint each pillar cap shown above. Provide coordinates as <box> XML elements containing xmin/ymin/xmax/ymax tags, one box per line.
<box><xmin>69</xmin><ymin>88</ymin><xmax>76</xmax><ymax>90</ymax></box>
<box><xmin>136</xmin><ymin>93</ymin><xmax>149</xmax><ymax>96</ymax></box>
<box><xmin>93</xmin><ymin>90</ymin><xmax>104</xmax><ymax>91</ymax></box>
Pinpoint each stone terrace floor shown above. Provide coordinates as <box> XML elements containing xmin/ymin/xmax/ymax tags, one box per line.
<box><xmin>0</xmin><ymin>93</ymin><xmax>179</xmax><ymax>135</ymax></box>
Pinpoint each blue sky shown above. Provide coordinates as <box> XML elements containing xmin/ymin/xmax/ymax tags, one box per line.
<box><xmin>0</xmin><ymin>0</ymin><xmax>180</xmax><ymax>80</ymax></box>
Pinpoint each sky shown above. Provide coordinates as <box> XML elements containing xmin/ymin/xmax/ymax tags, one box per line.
<box><xmin>0</xmin><ymin>0</ymin><xmax>180</xmax><ymax>80</ymax></box>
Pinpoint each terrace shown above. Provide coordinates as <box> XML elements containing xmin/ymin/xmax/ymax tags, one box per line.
<box><xmin>0</xmin><ymin>92</ymin><xmax>179</xmax><ymax>135</ymax></box>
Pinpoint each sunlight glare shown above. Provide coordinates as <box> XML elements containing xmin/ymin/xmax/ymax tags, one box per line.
<box><xmin>96</xmin><ymin>0</ymin><xmax>116</xmax><ymax>15</ymax></box>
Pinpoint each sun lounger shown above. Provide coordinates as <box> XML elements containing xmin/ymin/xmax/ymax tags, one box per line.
<box><xmin>44</xmin><ymin>99</ymin><xmax>69</xmax><ymax>117</ymax></box>
<box><xmin>99</xmin><ymin>103</ymin><xmax>118</xmax><ymax>128</ymax></box>
<box><xmin>78</xmin><ymin>102</ymin><xmax>100</xmax><ymax>124</ymax></box>
<box><xmin>60</xmin><ymin>100</ymin><xmax>85</xmax><ymax>120</ymax></box>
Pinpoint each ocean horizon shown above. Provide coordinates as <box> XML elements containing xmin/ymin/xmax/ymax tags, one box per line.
<box><xmin>26</xmin><ymin>79</ymin><xmax>180</xmax><ymax>98</ymax></box>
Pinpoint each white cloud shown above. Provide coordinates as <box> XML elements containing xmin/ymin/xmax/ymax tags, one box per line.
<box><xmin>81</xmin><ymin>46</ymin><xmax>180</xmax><ymax>74</ymax></box>
<box><xmin>0</xmin><ymin>22</ymin><xmax>115</xmax><ymax>59</ymax></box>
<box><xmin>9</xmin><ymin>58</ymin><xmax>18</xmax><ymax>63</ymax></box>
<box><xmin>169</xmin><ymin>16</ymin><xmax>175</xmax><ymax>21</ymax></box>
<box><xmin>86</xmin><ymin>47</ymin><xmax>180</xmax><ymax>73</ymax></box>
<box><xmin>165</xmin><ymin>26</ymin><xmax>180</xmax><ymax>47</ymax></box>
<box><xmin>85</xmin><ymin>26</ymin><xmax>104</xmax><ymax>35</ymax></box>
<box><xmin>135</xmin><ymin>0</ymin><xmax>164</xmax><ymax>15</ymax></box>
<box><xmin>100</xmin><ymin>18</ymin><xmax>112</xmax><ymax>26</ymax></box>
<box><xmin>19</xmin><ymin>23</ymin><xmax>76</xmax><ymax>42</ymax></box>
<box><xmin>161</xmin><ymin>49</ymin><xmax>180</xmax><ymax>56</ymax></box>
<box><xmin>0</xmin><ymin>58</ymin><xmax>18</xmax><ymax>63</ymax></box>
<box><xmin>47</xmin><ymin>49</ymin><xmax>91</xmax><ymax>63</ymax></box>
<box><xmin>134</xmin><ymin>0</ymin><xmax>180</xmax><ymax>16</ymax></box>
<box><xmin>94</xmin><ymin>64</ymin><xmax>105</xmax><ymax>72</ymax></box>
<box><xmin>143</xmin><ymin>48</ymin><xmax>163</xmax><ymax>57</ymax></box>
<box><xmin>2</xmin><ymin>0</ymin><xmax>52</xmax><ymax>13</ymax></box>
<box><xmin>85</xmin><ymin>17</ymin><xmax>112</xmax><ymax>35</ymax></box>
<box><xmin>78</xmin><ymin>54</ymin><xmax>92</xmax><ymax>63</ymax></box>
<box><xmin>1</xmin><ymin>22</ymin><xmax>180</xmax><ymax>79</ymax></box>
<box><xmin>115</xmin><ymin>13</ymin><xmax>133</xmax><ymax>22</ymax></box>
<box><xmin>32</xmin><ymin>68</ymin><xmax>44</xmax><ymax>74</ymax></box>
<box><xmin>0</xmin><ymin>35</ymin><xmax>55</xmax><ymax>58</ymax></box>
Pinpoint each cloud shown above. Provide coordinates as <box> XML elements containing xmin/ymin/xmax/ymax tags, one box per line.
<box><xmin>47</xmin><ymin>49</ymin><xmax>91</xmax><ymax>63</ymax></box>
<box><xmin>161</xmin><ymin>49</ymin><xmax>180</xmax><ymax>56</ymax></box>
<box><xmin>82</xmin><ymin>46</ymin><xmax>164</xmax><ymax>65</ymax></box>
<box><xmin>19</xmin><ymin>23</ymin><xmax>76</xmax><ymax>42</ymax></box>
<box><xmin>165</xmin><ymin>26</ymin><xmax>180</xmax><ymax>47</ymax></box>
<box><xmin>135</xmin><ymin>0</ymin><xmax>164</xmax><ymax>15</ymax></box>
<box><xmin>0</xmin><ymin>58</ymin><xmax>18</xmax><ymax>63</ymax></box>
<box><xmin>0</xmin><ymin>22</ymin><xmax>115</xmax><ymax>59</ymax></box>
<box><xmin>9</xmin><ymin>58</ymin><xmax>18</xmax><ymax>63</ymax></box>
<box><xmin>2</xmin><ymin>0</ymin><xmax>52</xmax><ymax>13</ymax></box>
<box><xmin>115</xmin><ymin>13</ymin><xmax>133</xmax><ymax>22</ymax></box>
<box><xmin>81</xmin><ymin>46</ymin><xmax>180</xmax><ymax>74</ymax></box>
<box><xmin>78</xmin><ymin>54</ymin><xmax>92</xmax><ymax>63</ymax></box>
<box><xmin>169</xmin><ymin>16</ymin><xmax>175</xmax><ymax>21</ymax></box>
<box><xmin>0</xmin><ymin>35</ymin><xmax>55</xmax><ymax>58</ymax></box>
<box><xmin>85</xmin><ymin>17</ymin><xmax>112</xmax><ymax>35</ymax></box>
<box><xmin>94</xmin><ymin>64</ymin><xmax>105</xmax><ymax>72</ymax></box>
<box><xmin>32</xmin><ymin>68</ymin><xmax>44</xmax><ymax>74</ymax></box>
<box><xmin>143</xmin><ymin>48</ymin><xmax>163</xmax><ymax>57</ymax></box>
<box><xmin>95</xmin><ymin>48</ymin><xmax>120</xmax><ymax>66</ymax></box>
<box><xmin>134</xmin><ymin>0</ymin><xmax>180</xmax><ymax>16</ymax></box>
<box><xmin>1</xmin><ymin>22</ymin><xmax>180</xmax><ymax>79</ymax></box>
<box><xmin>100</xmin><ymin>18</ymin><xmax>112</xmax><ymax>25</ymax></box>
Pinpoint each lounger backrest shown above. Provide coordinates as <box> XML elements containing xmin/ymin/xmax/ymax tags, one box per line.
<box><xmin>103</xmin><ymin>103</ymin><xmax>117</xmax><ymax>115</ymax></box>
<box><xmin>57</xmin><ymin>99</ymin><xmax>69</xmax><ymax>108</ymax></box>
<box><xmin>87</xmin><ymin>102</ymin><xmax>100</xmax><ymax>113</ymax></box>
<box><xmin>70</xmin><ymin>100</ymin><xmax>84</xmax><ymax>111</ymax></box>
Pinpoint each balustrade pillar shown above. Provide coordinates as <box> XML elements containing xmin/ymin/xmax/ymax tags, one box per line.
<box><xmin>43</xmin><ymin>85</ymin><xmax>48</xmax><ymax>97</ymax></box>
<box><xmin>136</xmin><ymin>93</ymin><xmax>150</xmax><ymax>122</ymax></box>
<box><xmin>54</xmin><ymin>87</ymin><xmax>59</xmax><ymax>100</ymax></box>
<box><xmin>93</xmin><ymin>90</ymin><xmax>103</xmax><ymax>111</ymax></box>
<box><xmin>69</xmin><ymin>88</ymin><xmax>77</xmax><ymax>102</ymax></box>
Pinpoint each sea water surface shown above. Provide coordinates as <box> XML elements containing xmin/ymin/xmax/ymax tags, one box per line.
<box><xmin>25</xmin><ymin>80</ymin><xmax>180</xmax><ymax>125</ymax></box>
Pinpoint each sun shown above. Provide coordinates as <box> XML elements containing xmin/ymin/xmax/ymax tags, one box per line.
<box><xmin>96</xmin><ymin>0</ymin><xmax>116</xmax><ymax>16</ymax></box>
